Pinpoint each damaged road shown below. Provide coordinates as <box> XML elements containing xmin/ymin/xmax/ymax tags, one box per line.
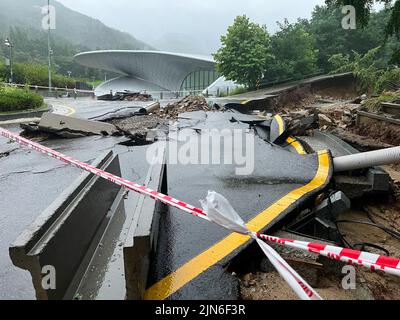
<box><xmin>3</xmin><ymin>81</ymin><xmax>400</xmax><ymax>301</ymax></box>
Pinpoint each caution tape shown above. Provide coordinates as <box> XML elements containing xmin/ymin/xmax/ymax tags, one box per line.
<box><xmin>257</xmin><ymin>233</ymin><xmax>400</xmax><ymax>277</ymax></box>
<box><xmin>1</xmin><ymin>127</ymin><xmax>400</xmax><ymax>300</ymax></box>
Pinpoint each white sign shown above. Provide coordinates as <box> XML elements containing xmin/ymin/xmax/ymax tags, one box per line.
<box><xmin>41</xmin><ymin>5</ymin><xmax>56</xmax><ymax>30</ymax></box>
<box><xmin>342</xmin><ymin>5</ymin><xmax>357</xmax><ymax>30</ymax></box>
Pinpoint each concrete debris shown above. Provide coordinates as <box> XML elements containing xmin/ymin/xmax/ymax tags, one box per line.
<box><xmin>275</xmin><ymin>92</ymin><xmax>400</xmax><ymax>150</ymax></box>
<box><xmin>38</xmin><ymin>113</ymin><xmax>119</xmax><ymax>138</ymax></box>
<box><xmin>110</xmin><ymin>115</ymin><xmax>165</xmax><ymax>141</ymax></box>
<box><xmin>156</xmin><ymin>95</ymin><xmax>211</xmax><ymax>119</ymax></box>
<box><xmin>318</xmin><ymin>113</ymin><xmax>334</xmax><ymax>127</ymax></box>
<box><xmin>98</xmin><ymin>91</ymin><xmax>153</xmax><ymax>102</ymax></box>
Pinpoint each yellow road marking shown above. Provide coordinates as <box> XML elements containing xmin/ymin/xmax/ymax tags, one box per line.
<box><xmin>286</xmin><ymin>136</ymin><xmax>307</xmax><ymax>155</ymax></box>
<box><xmin>241</xmin><ymin>100</ymin><xmax>250</xmax><ymax>105</ymax></box>
<box><xmin>273</xmin><ymin>114</ymin><xmax>285</xmax><ymax>135</ymax></box>
<box><xmin>65</xmin><ymin>106</ymin><xmax>76</xmax><ymax>116</ymax></box>
<box><xmin>145</xmin><ymin>150</ymin><xmax>331</xmax><ymax>300</ymax></box>
<box><xmin>274</xmin><ymin>114</ymin><xmax>306</xmax><ymax>155</ymax></box>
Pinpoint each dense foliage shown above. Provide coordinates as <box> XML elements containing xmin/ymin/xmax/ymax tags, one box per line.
<box><xmin>214</xmin><ymin>5</ymin><xmax>399</xmax><ymax>93</ymax></box>
<box><xmin>0</xmin><ymin>61</ymin><xmax>78</xmax><ymax>88</ymax></box>
<box><xmin>268</xmin><ymin>20</ymin><xmax>319</xmax><ymax>81</ymax></box>
<box><xmin>329</xmin><ymin>47</ymin><xmax>400</xmax><ymax>92</ymax></box>
<box><xmin>0</xmin><ymin>86</ymin><xmax>44</xmax><ymax>112</ymax></box>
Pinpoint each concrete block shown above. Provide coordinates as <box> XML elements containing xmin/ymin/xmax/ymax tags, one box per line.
<box><xmin>314</xmin><ymin>191</ymin><xmax>351</xmax><ymax>221</ymax></box>
<box><xmin>9</xmin><ymin>151</ymin><xmax>122</xmax><ymax>300</ymax></box>
<box><xmin>368</xmin><ymin>168</ymin><xmax>391</xmax><ymax>192</ymax></box>
<box><xmin>123</xmin><ymin>144</ymin><xmax>167</xmax><ymax>300</ymax></box>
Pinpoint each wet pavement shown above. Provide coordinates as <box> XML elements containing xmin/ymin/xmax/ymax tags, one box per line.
<box><xmin>0</xmin><ymin>123</ymin><xmax>152</xmax><ymax>300</ymax></box>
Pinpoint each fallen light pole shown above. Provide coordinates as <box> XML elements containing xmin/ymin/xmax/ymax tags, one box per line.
<box><xmin>333</xmin><ymin>146</ymin><xmax>400</xmax><ymax>172</ymax></box>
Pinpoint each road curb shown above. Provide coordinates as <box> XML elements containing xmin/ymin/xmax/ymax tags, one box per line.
<box><xmin>0</xmin><ymin>104</ymin><xmax>52</xmax><ymax>122</ymax></box>
<box><xmin>9</xmin><ymin>151</ymin><xmax>121</xmax><ymax>300</ymax></box>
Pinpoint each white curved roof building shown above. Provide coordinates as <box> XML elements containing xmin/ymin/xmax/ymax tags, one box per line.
<box><xmin>74</xmin><ymin>50</ymin><xmax>219</xmax><ymax>97</ymax></box>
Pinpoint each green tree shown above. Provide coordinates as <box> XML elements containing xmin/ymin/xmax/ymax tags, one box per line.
<box><xmin>328</xmin><ymin>47</ymin><xmax>400</xmax><ymax>92</ymax></box>
<box><xmin>305</xmin><ymin>5</ymin><xmax>387</xmax><ymax>71</ymax></box>
<box><xmin>213</xmin><ymin>15</ymin><xmax>272</xmax><ymax>88</ymax></box>
<box><xmin>267</xmin><ymin>20</ymin><xmax>319</xmax><ymax>81</ymax></box>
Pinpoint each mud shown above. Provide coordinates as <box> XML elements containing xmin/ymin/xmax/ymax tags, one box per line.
<box><xmin>241</xmin><ymin>271</ymin><xmax>373</xmax><ymax>300</ymax></box>
<box><xmin>354</xmin><ymin>121</ymin><xmax>400</xmax><ymax>146</ymax></box>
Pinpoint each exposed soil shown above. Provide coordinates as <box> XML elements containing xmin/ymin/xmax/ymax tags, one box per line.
<box><xmin>241</xmin><ymin>271</ymin><xmax>372</xmax><ymax>300</ymax></box>
<box><xmin>273</xmin><ymin>85</ymin><xmax>317</xmax><ymax>110</ymax></box>
<box><xmin>354</xmin><ymin>121</ymin><xmax>400</xmax><ymax>146</ymax></box>
<box><xmin>336</xmin><ymin>209</ymin><xmax>400</xmax><ymax>300</ymax></box>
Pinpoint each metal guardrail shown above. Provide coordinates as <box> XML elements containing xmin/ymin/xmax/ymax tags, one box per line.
<box><xmin>0</xmin><ymin>82</ymin><xmax>94</xmax><ymax>94</ymax></box>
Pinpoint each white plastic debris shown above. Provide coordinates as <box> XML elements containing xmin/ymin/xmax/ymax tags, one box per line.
<box><xmin>200</xmin><ymin>191</ymin><xmax>250</xmax><ymax>235</ymax></box>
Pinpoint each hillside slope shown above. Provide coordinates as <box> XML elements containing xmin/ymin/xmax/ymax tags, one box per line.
<box><xmin>0</xmin><ymin>0</ymin><xmax>152</xmax><ymax>50</ymax></box>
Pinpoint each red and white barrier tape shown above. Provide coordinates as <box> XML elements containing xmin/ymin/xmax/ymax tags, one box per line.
<box><xmin>1</xmin><ymin>127</ymin><xmax>400</xmax><ymax>299</ymax></box>
<box><xmin>257</xmin><ymin>233</ymin><xmax>400</xmax><ymax>277</ymax></box>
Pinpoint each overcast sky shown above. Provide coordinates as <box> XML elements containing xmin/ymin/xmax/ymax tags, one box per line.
<box><xmin>57</xmin><ymin>0</ymin><xmax>326</xmax><ymax>54</ymax></box>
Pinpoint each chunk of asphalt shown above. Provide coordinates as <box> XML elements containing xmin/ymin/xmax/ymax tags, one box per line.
<box><xmin>38</xmin><ymin>113</ymin><xmax>118</xmax><ymax>137</ymax></box>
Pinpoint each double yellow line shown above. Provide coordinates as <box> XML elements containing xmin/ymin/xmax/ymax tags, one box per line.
<box><xmin>273</xmin><ymin>114</ymin><xmax>306</xmax><ymax>155</ymax></box>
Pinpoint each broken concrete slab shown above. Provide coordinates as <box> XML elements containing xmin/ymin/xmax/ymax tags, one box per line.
<box><xmin>90</xmin><ymin>107</ymin><xmax>148</xmax><ymax>122</ymax></box>
<box><xmin>39</xmin><ymin>113</ymin><xmax>118</xmax><ymax>138</ymax></box>
<box><xmin>110</xmin><ymin>115</ymin><xmax>164</xmax><ymax>138</ymax></box>
<box><xmin>230</xmin><ymin>113</ymin><xmax>271</xmax><ymax>125</ymax></box>
<box><xmin>9</xmin><ymin>151</ymin><xmax>122</xmax><ymax>300</ymax></box>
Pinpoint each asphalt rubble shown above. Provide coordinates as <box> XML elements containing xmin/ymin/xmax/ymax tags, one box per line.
<box><xmin>19</xmin><ymin>95</ymin><xmax>213</xmax><ymax>144</ymax></box>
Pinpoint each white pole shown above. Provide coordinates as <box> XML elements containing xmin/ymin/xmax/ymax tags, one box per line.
<box><xmin>334</xmin><ymin>147</ymin><xmax>400</xmax><ymax>172</ymax></box>
<box><xmin>47</xmin><ymin>0</ymin><xmax>52</xmax><ymax>93</ymax></box>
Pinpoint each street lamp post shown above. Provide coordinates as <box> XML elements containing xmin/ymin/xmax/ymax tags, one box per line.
<box><xmin>4</xmin><ymin>38</ymin><xmax>13</xmax><ymax>83</ymax></box>
<box><xmin>47</xmin><ymin>0</ymin><xmax>52</xmax><ymax>92</ymax></box>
